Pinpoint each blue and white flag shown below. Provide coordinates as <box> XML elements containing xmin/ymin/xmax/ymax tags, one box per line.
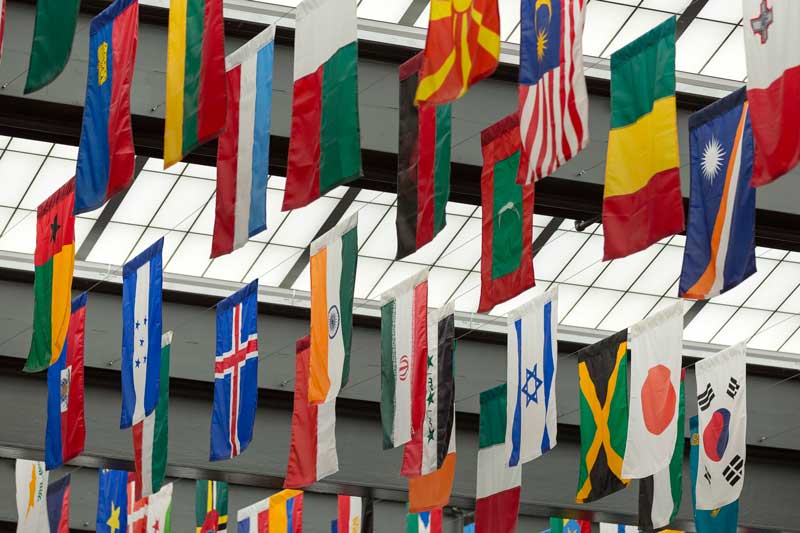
<box><xmin>95</xmin><ymin>469</ymin><xmax>129</xmax><ymax>533</ymax></box>
<box><xmin>120</xmin><ymin>238</ymin><xmax>163</xmax><ymax>429</ymax></box>
<box><xmin>599</xmin><ymin>524</ymin><xmax>638</xmax><ymax>533</ymax></box>
<box><xmin>680</xmin><ymin>87</ymin><xmax>756</xmax><ymax>300</ymax></box>
<box><xmin>211</xmin><ymin>279</ymin><xmax>259</xmax><ymax>460</ymax></box>
<box><xmin>506</xmin><ymin>287</ymin><xmax>558</xmax><ymax>466</ymax></box>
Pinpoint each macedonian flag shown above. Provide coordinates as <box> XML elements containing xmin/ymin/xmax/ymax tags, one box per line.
<box><xmin>415</xmin><ymin>0</ymin><xmax>500</xmax><ymax>105</ymax></box>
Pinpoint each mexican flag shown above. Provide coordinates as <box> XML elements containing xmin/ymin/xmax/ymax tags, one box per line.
<box><xmin>146</xmin><ymin>483</ymin><xmax>173</xmax><ymax>533</ymax></box>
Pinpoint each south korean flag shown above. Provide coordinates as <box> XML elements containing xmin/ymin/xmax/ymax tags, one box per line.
<box><xmin>695</xmin><ymin>342</ymin><xmax>746</xmax><ymax>510</ymax></box>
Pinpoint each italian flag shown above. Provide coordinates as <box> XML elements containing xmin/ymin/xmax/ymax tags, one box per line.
<box><xmin>146</xmin><ymin>483</ymin><xmax>173</xmax><ymax>533</ymax></box>
<box><xmin>406</xmin><ymin>508</ymin><xmax>442</xmax><ymax>533</ymax></box>
<box><xmin>282</xmin><ymin>0</ymin><xmax>362</xmax><ymax>211</ymax></box>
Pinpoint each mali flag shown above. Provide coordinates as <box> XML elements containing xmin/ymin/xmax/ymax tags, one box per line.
<box><xmin>602</xmin><ymin>17</ymin><xmax>684</xmax><ymax>260</ymax></box>
<box><xmin>26</xmin><ymin>179</ymin><xmax>76</xmax><ymax>373</ymax></box>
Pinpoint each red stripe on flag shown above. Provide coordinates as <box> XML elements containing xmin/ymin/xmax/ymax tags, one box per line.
<box><xmin>63</xmin><ymin>303</ymin><xmax>86</xmax><ymax>463</ymax></box>
<box><xmin>284</xmin><ymin>69</ymin><xmax>323</xmax><ymax>211</ymax></box>
<box><xmin>401</xmin><ymin>281</ymin><xmax>430</xmax><ymax>477</ymax></box>
<box><xmin>284</xmin><ymin>336</ymin><xmax>320</xmax><ymax>488</ymax></box>
<box><xmin>56</xmin><ymin>484</ymin><xmax>70</xmax><ymax>533</ymax></box>
<box><xmin>337</xmin><ymin>495</ymin><xmax>350</xmax><ymax>532</ymax></box>
<box><xmin>132</xmin><ymin>421</ymin><xmax>144</xmax><ymax>501</ymax></box>
<box><xmin>212</xmin><ymin>65</ymin><xmax>242</xmax><ymax>258</ymax></box>
<box><xmin>196</xmin><ymin>0</ymin><xmax>227</xmax><ymax>144</ymax></box>
<box><xmin>416</xmin><ymin>105</ymin><xmax>437</xmax><ymax>247</ymax></box>
<box><xmin>474</xmin><ymin>486</ymin><xmax>521</xmax><ymax>533</ymax></box>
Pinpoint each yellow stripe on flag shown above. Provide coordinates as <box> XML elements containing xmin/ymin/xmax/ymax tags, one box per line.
<box><xmin>309</xmin><ymin>247</ymin><xmax>330</xmax><ymax>403</ymax></box>
<box><xmin>429</xmin><ymin>0</ymin><xmax>452</xmax><ymax>21</ymax></box>
<box><xmin>50</xmin><ymin>244</ymin><xmax>75</xmax><ymax>364</ymax></box>
<box><xmin>269</xmin><ymin>490</ymin><xmax>302</xmax><ymax>532</ymax></box>
<box><xmin>164</xmin><ymin>0</ymin><xmax>188</xmax><ymax>169</ymax></box>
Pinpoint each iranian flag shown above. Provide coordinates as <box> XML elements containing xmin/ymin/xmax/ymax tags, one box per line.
<box><xmin>282</xmin><ymin>0</ymin><xmax>362</xmax><ymax>211</ymax></box>
<box><xmin>146</xmin><ymin>483</ymin><xmax>173</xmax><ymax>533</ymax></box>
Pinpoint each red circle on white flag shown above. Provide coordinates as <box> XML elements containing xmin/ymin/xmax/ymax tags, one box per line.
<box><xmin>641</xmin><ymin>364</ymin><xmax>676</xmax><ymax>435</ymax></box>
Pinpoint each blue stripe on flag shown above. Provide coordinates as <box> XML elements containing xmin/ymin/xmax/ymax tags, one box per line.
<box><xmin>541</xmin><ymin>300</ymin><xmax>553</xmax><ymax>453</ymax></box>
<box><xmin>238</xmin><ymin>517</ymin><xmax>251</xmax><ymax>533</ymax></box>
<box><xmin>45</xmin><ymin>343</ymin><xmax>66</xmax><ymax>469</ymax></box>
<box><xmin>509</xmin><ymin>317</ymin><xmax>523</xmax><ymax>466</ymax></box>
<box><xmin>287</xmin><ymin>497</ymin><xmax>295</xmax><ymax>533</ymax></box>
<box><xmin>248</xmin><ymin>40</ymin><xmax>273</xmax><ymax>237</ymax></box>
<box><xmin>95</xmin><ymin>469</ymin><xmax>128</xmax><ymax>533</ymax></box>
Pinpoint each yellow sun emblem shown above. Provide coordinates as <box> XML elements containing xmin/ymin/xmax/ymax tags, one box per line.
<box><xmin>536</xmin><ymin>28</ymin><xmax>549</xmax><ymax>61</ymax></box>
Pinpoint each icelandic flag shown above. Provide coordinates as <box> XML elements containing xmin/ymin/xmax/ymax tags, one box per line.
<box><xmin>45</xmin><ymin>293</ymin><xmax>87</xmax><ymax>470</ymax></box>
<box><xmin>120</xmin><ymin>238</ymin><xmax>163</xmax><ymax>429</ymax></box>
<box><xmin>679</xmin><ymin>87</ymin><xmax>756</xmax><ymax>300</ymax></box>
<box><xmin>74</xmin><ymin>0</ymin><xmax>138</xmax><ymax>214</ymax></box>
<box><xmin>95</xmin><ymin>469</ymin><xmax>129</xmax><ymax>533</ymax></box>
<box><xmin>210</xmin><ymin>279</ymin><xmax>259</xmax><ymax>460</ymax></box>
<box><xmin>211</xmin><ymin>25</ymin><xmax>274</xmax><ymax>258</ymax></box>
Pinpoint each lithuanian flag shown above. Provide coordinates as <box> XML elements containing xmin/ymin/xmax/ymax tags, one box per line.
<box><xmin>25</xmin><ymin>179</ymin><xmax>76</xmax><ymax>372</ymax></box>
<box><xmin>602</xmin><ymin>17</ymin><xmax>684</xmax><ymax>260</ymax></box>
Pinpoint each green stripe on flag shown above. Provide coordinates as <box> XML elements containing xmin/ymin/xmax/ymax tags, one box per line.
<box><xmin>433</xmin><ymin>104</ymin><xmax>452</xmax><ymax>235</ymax></box>
<box><xmin>339</xmin><ymin>226</ymin><xmax>358</xmax><ymax>388</ymax></box>
<box><xmin>152</xmin><ymin>339</ymin><xmax>171</xmax><ymax>493</ymax></box>
<box><xmin>25</xmin><ymin>260</ymin><xmax>54</xmax><ymax>372</ymax></box>
<box><xmin>479</xmin><ymin>384</ymin><xmax>507</xmax><ymax>449</ymax></box>
<box><xmin>491</xmin><ymin>151</ymin><xmax>523</xmax><ymax>280</ymax></box>
<box><xmin>380</xmin><ymin>300</ymin><xmax>397</xmax><ymax>449</ymax></box>
<box><xmin>182</xmin><ymin>0</ymin><xmax>205</xmax><ymax>152</ymax></box>
<box><xmin>406</xmin><ymin>511</ymin><xmax>419</xmax><ymax>533</ymax></box>
<box><xmin>24</xmin><ymin>0</ymin><xmax>81</xmax><ymax>93</ymax></box>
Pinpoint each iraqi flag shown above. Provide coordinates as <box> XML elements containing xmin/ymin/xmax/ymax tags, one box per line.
<box><xmin>338</xmin><ymin>495</ymin><xmax>373</xmax><ymax>533</ymax></box>
<box><xmin>45</xmin><ymin>293</ymin><xmax>87</xmax><ymax>470</ymax></box>
<box><xmin>95</xmin><ymin>469</ymin><xmax>129</xmax><ymax>533</ymax></box>
<box><xmin>46</xmin><ymin>474</ymin><xmax>70</xmax><ymax>533</ymax></box>
<box><xmin>16</xmin><ymin>460</ymin><xmax>49</xmax><ymax>532</ymax></box>
<box><xmin>406</xmin><ymin>508</ymin><xmax>442</xmax><ymax>533</ymax></box>
<box><xmin>282</xmin><ymin>0</ymin><xmax>362</xmax><ymax>211</ymax></box>
<box><xmin>622</xmin><ymin>302</ymin><xmax>683</xmax><ymax>479</ymax></box>
<box><xmin>744</xmin><ymin>0</ymin><xmax>800</xmax><ymax>186</ymax></box>
<box><xmin>211</xmin><ymin>25</ymin><xmax>275</xmax><ymax>258</ymax></box>
<box><xmin>74</xmin><ymin>0</ymin><xmax>138</xmax><ymax>214</ymax></box>
<box><xmin>146</xmin><ymin>483</ymin><xmax>172</xmax><ymax>533</ymax></box>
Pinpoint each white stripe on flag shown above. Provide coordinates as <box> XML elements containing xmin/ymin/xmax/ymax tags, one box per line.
<box><xmin>650</xmin><ymin>465</ymin><xmax>675</xmax><ymax>528</ymax></box>
<box><xmin>349</xmin><ymin>496</ymin><xmax>362</xmax><ymax>530</ymax></box>
<box><xmin>476</xmin><ymin>444</ymin><xmax>521</xmax><ymax>498</ymax></box>
<box><xmin>393</xmin><ymin>288</ymin><xmax>413</xmax><ymax>445</ymax></box>
<box><xmin>234</xmin><ymin>55</ymin><xmax>258</xmax><ymax>249</ymax></box>
<box><xmin>132</xmin><ymin>262</ymin><xmax>151</xmax><ymax>425</ymax></box>
<box><xmin>421</xmin><ymin>306</ymin><xmax>438</xmax><ymax>475</ymax></box>
<box><xmin>141</xmin><ymin>413</ymin><xmax>155</xmax><ymax>497</ymax></box>
<box><xmin>316</xmin><ymin>399</ymin><xmax>339</xmax><ymax>480</ymax></box>
<box><xmin>294</xmin><ymin>0</ymin><xmax>358</xmax><ymax>80</ymax></box>
<box><xmin>325</xmin><ymin>235</ymin><xmax>345</xmax><ymax>402</ymax></box>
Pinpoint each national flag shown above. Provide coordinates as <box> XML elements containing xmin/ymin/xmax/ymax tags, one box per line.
<box><xmin>74</xmin><ymin>0</ymin><xmax>138</xmax><ymax>214</ymax></box>
<box><xmin>195</xmin><ymin>480</ymin><xmax>228</xmax><ymax>532</ymax></box>
<box><xmin>270</xmin><ymin>490</ymin><xmax>304</xmax><ymax>533</ymax></box>
<box><xmin>396</xmin><ymin>52</ymin><xmax>452</xmax><ymax>260</ymax></box>
<box><xmin>120</xmin><ymin>238</ymin><xmax>163</xmax><ymax>429</ymax></box>
<box><xmin>0</xmin><ymin>0</ymin><xmax>5</xmax><ymax>63</ymax></box>
<box><xmin>549</xmin><ymin>518</ymin><xmax>591</xmax><ymax>533</ymax></box>
<box><xmin>380</xmin><ymin>269</ymin><xmax>428</xmax><ymax>450</ymax></box>
<box><xmin>46</xmin><ymin>474</ymin><xmax>70</xmax><ymax>533</ymax></box>
<box><xmin>146</xmin><ymin>483</ymin><xmax>172</xmax><ymax>533</ymax></box>
<box><xmin>96</xmin><ymin>469</ymin><xmax>129</xmax><ymax>533</ymax></box>
<box><xmin>308</xmin><ymin>213</ymin><xmax>358</xmax><ymax>403</ymax></box>
<box><xmin>602</xmin><ymin>17</ymin><xmax>684</xmax><ymax>260</ymax></box>
<box><xmin>45</xmin><ymin>293</ymin><xmax>87</xmax><ymax>470</ymax></box>
<box><xmin>638</xmin><ymin>370</ymin><xmax>685</xmax><ymax>530</ymax></box>
<box><xmin>338</xmin><ymin>495</ymin><xmax>373</xmax><ymax>533</ymax></box>
<box><xmin>282</xmin><ymin>0</ymin><xmax>361</xmax><ymax>211</ymax></box>
<box><xmin>478</xmin><ymin>113</ymin><xmax>535</xmax><ymax>312</ymax></box>
<box><xmin>679</xmin><ymin>87</ymin><xmax>756</xmax><ymax>300</ymax></box>
<box><xmin>127</xmin><ymin>474</ymin><xmax>148</xmax><ymax>533</ymax></box>
<box><xmin>689</xmin><ymin>416</ymin><xmax>739</xmax><ymax>532</ymax></box>
<box><xmin>622</xmin><ymin>302</ymin><xmax>683</xmax><ymax>479</ymax></box>
<box><xmin>599</xmin><ymin>524</ymin><xmax>638</xmax><ymax>533</ymax></box>
<box><xmin>331</xmin><ymin>519</ymin><xmax>338</xmax><ymax>533</ymax></box>
<box><xmin>201</xmin><ymin>511</ymin><xmax>220</xmax><ymax>533</ymax></box>
<box><xmin>212</xmin><ymin>25</ymin><xmax>275</xmax><ymax>258</ymax></box>
<box><xmin>575</xmin><ymin>329</ymin><xmax>630</xmax><ymax>503</ymax></box>
<box><xmin>474</xmin><ymin>384</ymin><xmax>521</xmax><ymax>533</ymax></box>
<box><xmin>211</xmin><ymin>279</ymin><xmax>259</xmax><ymax>460</ymax></box>
<box><xmin>25</xmin><ymin>178</ymin><xmax>75</xmax><ymax>373</ymax></box>
<box><xmin>695</xmin><ymin>343</ymin><xmax>746</xmax><ymax>510</ymax></box>
<box><xmin>463</xmin><ymin>520</ymin><xmax>475</xmax><ymax>533</ymax></box>
<box><xmin>407</xmin><ymin>416</ymin><xmax>456</xmax><ymax>514</ymax></box>
<box><xmin>402</xmin><ymin>303</ymin><xmax>456</xmax><ymax>478</ymax></box>
<box><xmin>744</xmin><ymin>0</ymin><xmax>800</xmax><ymax>186</ymax></box>
<box><xmin>415</xmin><ymin>0</ymin><xmax>500</xmax><ymax>104</ymax></box>
<box><xmin>285</xmin><ymin>335</ymin><xmax>339</xmax><ymax>488</ymax></box>
<box><xmin>518</xmin><ymin>0</ymin><xmax>589</xmax><ymax>184</ymax></box>
<box><xmin>23</xmin><ymin>0</ymin><xmax>80</xmax><ymax>93</ymax></box>
<box><xmin>163</xmin><ymin>0</ymin><xmax>226</xmax><ymax>168</ymax></box>
<box><xmin>506</xmin><ymin>287</ymin><xmax>558</xmax><ymax>466</ymax></box>
<box><xmin>236</xmin><ymin>497</ymin><xmax>269</xmax><ymax>533</ymax></box>
<box><xmin>407</xmin><ymin>508</ymin><xmax>442</xmax><ymax>533</ymax></box>
<box><xmin>16</xmin><ymin>459</ymin><xmax>49</xmax><ymax>532</ymax></box>
<box><xmin>132</xmin><ymin>331</ymin><xmax>172</xmax><ymax>498</ymax></box>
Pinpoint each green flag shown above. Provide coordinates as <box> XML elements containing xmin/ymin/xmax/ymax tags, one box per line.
<box><xmin>24</xmin><ymin>0</ymin><xmax>81</xmax><ymax>93</ymax></box>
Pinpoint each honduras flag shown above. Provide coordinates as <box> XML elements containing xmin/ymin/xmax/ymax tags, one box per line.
<box><xmin>120</xmin><ymin>238</ymin><xmax>163</xmax><ymax>429</ymax></box>
<box><xmin>96</xmin><ymin>469</ymin><xmax>129</xmax><ymax>533</ymax></box>
<box><xmin>506</xmin><ymin>287</ymin><xmax>558</xmax><ymax>466</ymax></box>
<box><xmin>680</xmin><ymin>87</ymin><xmax>756</xmax><ymax>300</ymax></box>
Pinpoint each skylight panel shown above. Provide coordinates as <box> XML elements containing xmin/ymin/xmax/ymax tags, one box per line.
<box><xmin>270</xmin><ymin>196</ymin><xmax>339</xmax><ymax>247</ymax></box>
<box><xmin>640</xmin><ymin>0</ymin><xmax>692</xmax><ymax>13</ymax></box>
<box><xmin>129</xmin><ymin>228</ymin><xmax>184</xmax><ymax>266</ymax></box>
<box><xmin>711</xmin><ymin>307</ymin><xmax>771</xmax><ymax>346</ymax></box>
<box><xmin>112</xmin><ymin>171</ymin><xmax>178</xmax><ymax>225</ymax></box>
<box><xmin>369</xmin><ymin>261</ymin><xmax>428</xmax><ymax>299</ymax></box>
<box><xmin>676</xmin><ymin>19</ymin><xmax>733</xmax><ymax>74</ymax></box>
<box><xmin>165</xmin><ymin>233</ymin><xmax>213</xmax><ymax>277</ymax></box>
<box><xmin>603</xmin><ymin>9</ymin><xmax>674</xmax><ymax>58</ymax></box>
<box><xmin>86</xmin><ymin>222</ymin><xmax>145</xmax><ymax>266</ymax></box>
<box><xmin>534</xmin><ymin>230</ymin><xmax>590</xmax><ymax>281</ymax></box>
<box><xmin>0</xmin><ymin>136</ymin><xmax>9</xmax><ymax>149</ymax></box>
<box><xmin>561</xmin><ymin>287</ymin><xmax>623</xmax><ymax>329</ymax></box>
<box><xmin>744</xmin><ymin>262</ymin><xmax>800</xmax><ymax>311</ymax></box>
<box><xmin>144</xmin><ymin>158</ymin><xmax>186</xmax><ymax>176</ymax></box>
<box><xmin>248</xmin><ymin>244</ymin><xmax>304</xmax><ymax>287</ymax></box>
<box><xmin>437</xmin><ymin>217</ymin><xmax>481</xmax><ymax>270</ymax></box>
<box><xmin>341</xmin><ymin>201</ymin><xmax>390</xmax><ymax>247</ymax></box>
<box><xmin>682</xmin><ymin>303</ymin><xmax>736</xmax><ymax>343</ymax></box>
<box><xmin>582</xmin><ymin>1</ymin><xmax>635</xmax><ymax>57</ymax></box>
<box><xmin>403</xmin><ymin>214</ymin><xmax>468</xmax><ymax>265</ymax></box>
<box><xmin>359</xmin><ymin>209</ymin><xmax>398</xmax><ymax>260</ymax></box>
<box><xmin>290</xmin><ymin>262</ymin><xmax>311</xmax><ymax>292</ymax></box>
<box><xmin>7</xmin><ymin>138</ymin><xmax>53</xmax><ymax>155</ymax></box>
<box><xmin>712</xmin><ymin>257</ymin><xmax>778</xmax><ymax>307</ymax></box>
<box><xmin>428</xmin><ymin>266</ymin><xmax>468</xmax><ymax>308</ymax></box>
<box><xmin>698</xmin><ymin>0</ymin><xmax>743</xmax><ymax>24</ymax></box>
<box><xmin>50</xmin><ymin>144</ymin><xmax>79</xmax><ymax>160</ymax></box>
<box><xmin>204</xmin><ymin>241</ymin><xmax>266</xmax><ymax>282</ymax></box>
<box><xmin>446</xmin><ymin>201</ymin><xmax>477</xmax><ymax>216</ymax></box>
<box><xmin>18</xmin><ymin>159</ymin><xmax>75</xmax><ymax>210</ymax></box>
<box><xmin>748</xmin><ymin>313</ymin><xmax>800</xmax><ymax>352</ymax></box>
<box><xmin>0</xmin><ymin>152</ymin><xmax>45</xmax><ymax>208</ymax></box>
<box><xmin>183</xmin><ymin>163</ymin><xmax>216</xmax><ymax>180</ymax></box>
<box><xmin>253</xmin><ymin>188</ymin><xmax>288</xmax><ymax>243</ymax></box>
<box><xmin>74</xmin><ymin>218</ymin><xmax>95</xmax><ymax>250</ymax></box>
<box><xmin>357</xmin><ymin>0</ymin><xmax>414</xmax><ymax>23</ymax></box>
<box><xmin>354</xmin><ymin>256</ymin><xmax>392</xmax><ymax>299</ymax></box>
<box><xmin>629</xmin><ymin>245</ymin><xmax>683</xmax><ymax>296</ymax></box>
<box><xmin>499</xmin><ymin>0</ymin><xmax>520</xmax><ymax>40</ymax></box>
<box><xmin>150</xmin><ymin>176</ymin><xmax>215</xmax><ymax>231</ymax></box>
<box><xmin>492</xmin><ymin>286</ymin><xmax>545</xmax><ymax>317</ymax></box>
<box><xmin>453</xmin><ymin>271</ymin><xmax>481</xmax><ymax>313</ymax></box>
<box><xmin>593</xmin><ymin>244</ymin><xmax>662</xmax><ymax>291</ymax></box>
<box><xmin>598</xmin><ymin>292</ymin><xmax>660</xmax><ymax>332</ymax></box>
<box><xmin>778</xmin><ymin>323</ymin><xmax>800</xmax><ymax>355</ymax></box>
<box><xmin>701</xmin><ymin>26</ymin><xmax>747</xmax><ymax>81</ymax></box>
<box><xmin>555</xmin><ymin>234</ymin><xmax>605</xmax><ymax>285</ymax></box>
<box><xmin>0</xmin><ymin>208</ymin><xmax>32</xmax><ymax>254</ymax></box>
<box><xmin>192</xmin><ymin>195</ymin><xmax>216</xmax><ymax>235</ymax></box>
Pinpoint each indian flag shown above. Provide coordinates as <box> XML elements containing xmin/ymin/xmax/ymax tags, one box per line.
<box><xmin>308</xmin><ymin>213</ymin><xmax>358</xmax><ymax>404</ymax></box>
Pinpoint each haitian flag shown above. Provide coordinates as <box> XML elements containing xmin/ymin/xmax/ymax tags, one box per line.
<box><xmin>45</xmin><ymin>293</ymin><xmax>87</xmax><ymax>470</ymax></box>
<box><xmin>46</xmin><ymin>474</ymin><xmax>70</xmax><ymax>533</ymax></box>
<box><xmin>96</xmin><ymin>469</ymin><xmax>129</xmax><ymax>533</ymax></box>
<box><xmin>74</xmin><ymin>0</ymin><xmax>138</xmax><ymax>214</ymax></box>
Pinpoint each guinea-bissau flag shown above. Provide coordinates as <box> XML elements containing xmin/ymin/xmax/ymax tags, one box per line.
<box><xmin>74</xmin><ymin>0</ymin><xmax>139</xmax><ymax>215</ymax></box>
<box><xmin>602</xmin><ymin>17</ymin><xmax>684</xmax><ymax>261</ymax></box>
<box><xmin>195</xmin><ymin>480</ymin><xmax>228</xmax><ymax>532</ymax></box>
<box><xmin>23</xmin><ymin>0</ymin><xmax>80</xmax><ymax>93</ymax></box>
<box><xmin>575</xmin><ymin>329</ymin><xmax>630</xmax><ymax>504</ymax></box>
<box><xmin>282</xmin><ymin>0</ymin><xmax>362</xmax><ymax>211</ymax></box>
<box><xmin>396</xmin><ymin>52</ymin><xmax>452</xmax><ymax>260</ymax></box>
<box><xmin>478</xmin><ymin>113</ymin><xmax>534</xmax><ymax>313</ymax></box>
<box><xmin>163</xmin><ymin>0</ymin><xmax>226</xmax><ymax>169</ymax></box>
<box><xmin>415</xmin><ymin>0</ymin><xmax>500</xmax><ymax>105</ymax></box>
<box><xmin>26</xmin><ymin>178</ymin><xmax>76</xmax><ymax>373</ymax></box>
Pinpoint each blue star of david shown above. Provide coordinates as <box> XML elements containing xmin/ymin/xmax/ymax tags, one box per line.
<box><xmin>521</xmin><ymin>363</ymin><xmax>543</xmax><ymax>407</ymax></box>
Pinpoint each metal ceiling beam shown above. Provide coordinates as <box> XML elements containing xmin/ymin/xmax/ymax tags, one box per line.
<box><xmin>398</xmin><ymin>0</ymin><xmax>429</xmax><ymax>27</ymax></box>
<box><xmin>676</xmin><ymin>0</ymin><xmax>711</xmax><ymax>39</ymax></box>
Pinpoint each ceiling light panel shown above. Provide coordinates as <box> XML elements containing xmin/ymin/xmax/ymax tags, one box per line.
<box><xmin>204</xmin><ymin>241</ymin><xmax>267</xmax><ymax>282</ymax></box>
<box><xmin>603</xmin><ymin>9</ymin><xmax>674</xmax><ymax>58</ymax></box>
<box><xmin>112</xmin><ymin>171</ymin><xmax>178</xmax><ymax>225</ymax></box>
<box><xmin>165</xmin><ymin>233</ymin><xmax>213</xmax><ymax>277</ymax></box>
<box><xmin>357</xmin><ymin>0</ymin><xmax>414</xmax><ymax>23</ymax></box>
<box><xmin>0</xmin><ymin>152</ymin><xmax>45</xmax><ymax>208</ymax></box>
<box><xmin>270</xmin><ymin>196</ymin><xmax>339</xmax><ymax>247</ymax></box>
<box><xmin>582</xmin><ymin>1</ymin><xmax>635</xmax><ymax>57</ymax></box>
<box><xmin>701</xmin><ymin>26</ymin><xmax>747</xmax><ymax>81</ymax></box>
<box><xmin>86</xmin><ymin>222</ymin><xmax>145</xmax><ymax>266</ymax></box>
<box><xmin>150</xmin><ymin>176</ymin><xmax>215</xmax><ymax>232</ymax></box>
<box><xmin>676</xmin><ymin>19</ymin><xmax>734</xmax><ymax>73</ymax></box>
<box><xmin>248</xmin><ymin>244</ymin><xmax>304</xmax><ymax>287</ymax></box>
<box><xmin>698</xmin><ymin>0</ymin><xmax>743</xmax><ymax>24</ymax></box>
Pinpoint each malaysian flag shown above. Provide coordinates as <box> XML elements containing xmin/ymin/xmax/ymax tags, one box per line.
<box><xmin>518</xmin><ymin>0</ymin><xmax>589</xmax><ymax>184</ymax></box>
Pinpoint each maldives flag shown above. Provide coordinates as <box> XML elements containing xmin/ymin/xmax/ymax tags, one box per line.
<box><xmin>45</xmin><ymin>294</ymin><xmax>87</xmax><ymax>470</ymax></box>
<box><xmin>282</xmin><ymin>0</ymin><xmax>362</xmax><ymax>211</ymax></box>
<box><xmin>744</xmin><ymin>0</ymin><xmax>800</xmax><ymax>186</ymax></box>
<box><xmin>74</xmin><ymin>0</ymin><xmax>138</xmax><ymax>214</ymax></box>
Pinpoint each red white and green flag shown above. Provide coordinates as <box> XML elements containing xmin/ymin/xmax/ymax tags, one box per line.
<box><xmin>406</xmin><ymin>508</ymin><xmax>442</xmax><ymax>533</ymax></box>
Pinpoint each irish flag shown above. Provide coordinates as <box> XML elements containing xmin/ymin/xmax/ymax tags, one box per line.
<box><xmin>282</xmin><ymin>0</ymin><xmax>362</xmax><ymax>211</ymax></box>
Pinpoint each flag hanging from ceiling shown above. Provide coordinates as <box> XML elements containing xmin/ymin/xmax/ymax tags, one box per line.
<box><xmin>679</xmin><ymin>87</ymin><xmax>756</xmax><ymax>300</ymax></box>
<box><xmin>236</xmin><ymin>497</ymin><xmax>269</xmax><ymax>532</ymax></box>
<box><xmin>95</xmin><ymin>469</ymin><xmax>129</xmax><ymax>533</ymax></box>
<box><xmin>283</xmin><ymin>0</ymin><xmax>361</xmax><ymax>211</ymax></box>
<box><xmin>380</xmin><ymin>269</ymin><xmax>429</xmax><ymax>450</ymax></box>
<box><xmin>550</xmin><ymin>518</ymin><xmax>591</xmax><ymax>533</ymax></box>
<box><xmin>506</xmin><ymin>287</ymin><xmax>558</xmax><ymax>466</ymax></box>
<box><xmin>407</xmin><ymin>508</ymin><xmax>442</xmax><ymax>533</ymax></box>
<box><xmin>599</xmin><ymin>524</ymin><xmax>638</xmax><ymax>533</ymax></box>
<box><xmin>23</xmin><ymin>0</ymin><xmax>80</xmax><ymax>93</ymax></box>
<box><xmin>211</xmin><ymin>279</ymin><xmax>259</xmax><ymax>460</ymax></box>
<box><xmin>518</xmin><ymin>0</ymin><xmax>589</xmax><ymax>184</ymax></box>
<box><xmin>575</xmin><ymin>329</ymin><xmax>630</xmax><ymax>503</ymax></box>
<box><xmin>45</xmin><ymin>293</ymin><xmax>87</xmax><ymax>470</ymax></box>
<box><xmin>163</xmin><ymin>0</ymin><xmax>226</xmax><ymax>168</ymax></box>
<box><xmin>201</xmin><ymin>510</ymin><xmax>220</xmax><ymax>533</ymax></box>
<box><xmin>16</xmin><ymin>459</ymin><xmax>49</xmax><ymax>532</ymax></box>
<box><xmin>602</xmin><ymin>17</ymin><xmax>683</xmax><ymax>260</ymax></box>
<box><xmin>74</xmin><ymin>0</ymin><xmax>138</xmax><ymax>215</ymax></box>
<box><xmin>744</xmin><ymin>0</ymin><xmax>800</xmax><ymax>186</ymax></box>
<box><xmin>396</xmin><ymin>52</ymin><xmax>452</xmax><ymax>260</ymax></box>
<box><xmin>128</xmin><ymin>480</ymin><xmax>149</xmax><ymax>533</ymax></box>
<box><xmin>478</xmin><ymin>113</ymin><xmax>535</xmax><ymax>312</ymax></box>
<box><xmin>25</xmin><ymin>178</ymin><xmax>75</xmax><ymax>373</ymax></box>
<box><xmin>475</xmin><ymin>384</ymin><xmax>521</xmax><ymax>533</ymax></box>
<box><xmin>146</xmin><ymin>483</ymin><xmax>173</xmax><ymax>533</ymax></box>
<box><xmin>338</xmin><ymin>495</ymin><xmax>373</xmax><ymax>533</ymax></box>
<box><xmin>695</xmin><ymin>343</ymin><xmax>746</xmax><ymax>510</ymax></box>
<box><xmin>689</xmin><ymin>415</ymin><xmax>739</xmax><ymax>532</ymax></box>
<box><xmin>638</xmin><ymin>369</ymin><xmax>685</xmax><ymax>530</ymax></box>
<box><xmin>46</xmin><ymin>474</ymin><xmax>70</xmax><ymax>533</ymax></box>
<box><xmin>270</xmin><ymin>490</ymin><xmax>304</xmax><ymax>533</ymax></box>
<box><xmin>196</xmin><ymin>480</ymin><xmax>228</xmax><ymax>533</ymax></box>
<box><xmin>407</xmin><ymin>422</ymin><xmax>456</xmax><ymax>513</ymax></box>
<box><xmin>120</xmin><ymin>237</ymin><xmax>163</xmax><ymax>429</ymax></box>
<box><xmin>212</xmin><ymin>25</ymin><xmax>275</xmax><ymax>258</ymax></box>
<box><xmin>622</xmin><ymin>302</ymin><xmax>683</xmax><ymax>479</ymax></box>
<box><xmin>133</xmin><ymin>331</ymin><xmax>172</xmax><ymax>499</ymax></box>
<box><xmin>308</xmin><ymin>213</ymin><xmax>358</xmax><ymax>403</ymax></box>
<box><xmin>415</xmin><ymin>0</ymin><xmax>500</xmax><ymax>104</ymax></box>
<box><xmin>0</xmin><ymin>0</ymin><xmax>5</xmax><ymax>63</ymax></box>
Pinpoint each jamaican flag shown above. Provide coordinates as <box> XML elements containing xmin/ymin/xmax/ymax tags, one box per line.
<box><xmin>576</xmin><ymin>329</ymin><xmax>630</xmax><ymax>503</ymax></box>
